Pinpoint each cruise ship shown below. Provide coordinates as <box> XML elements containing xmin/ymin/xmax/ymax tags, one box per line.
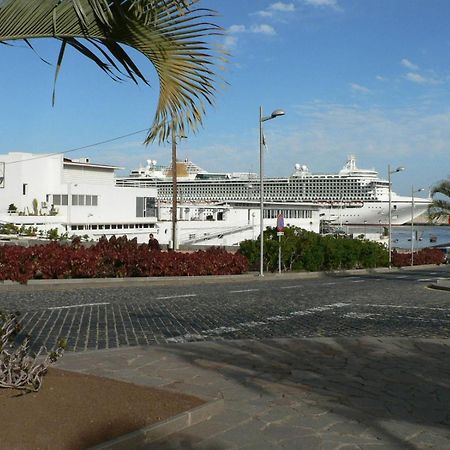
<box><xmin>116</xmin><ymin>156</ymin><xmax>431</xmax><ymax>226</ymax></box>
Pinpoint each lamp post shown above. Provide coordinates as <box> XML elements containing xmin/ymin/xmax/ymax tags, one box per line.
<box><xmin>410</xmin><ymin>186</ymin><xmax>424</xmax><ymax>266</ymax></box>
<box><xmin>388</xmin><ymin>164</ymin><xmax>405</xmax><ymax>268</ymax></box>
<box><xmin>259</xmin><ymin>106</ymin><xmax>285</xmax><ymax>277</ymax></box>
<box><xmin>170</xmin><ymin>126</ymin><xmax>186</xmax><ymax>250</ymax></box>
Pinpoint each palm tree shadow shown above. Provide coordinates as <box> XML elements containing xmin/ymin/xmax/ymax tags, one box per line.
<box><xmin>162</xmin><ymin>337</ymin><xmax>450</xmax><ymax>449</ymax></box>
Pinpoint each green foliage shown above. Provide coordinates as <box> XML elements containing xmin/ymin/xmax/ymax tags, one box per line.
<box><xmin>429</xmin><ymin>178</ymin><xmax>450</xmax><ymax>221</ymax></box>
<box><xmin>239</xmin><ymin>226</ymin><xmax>389</xmax><ymax>272</ymax></box>
<box><xmin>32</xmin><ymin>198</ymin><xmax>39</xmax><ymax>216</ymax></box>
<box><xmin>7</xmin><ymin>203</ymin><xmax>17</xmax><ymax>213</ymax></box>
<box><xmin>0</xmin><ymin>223</ymin><xmax>19</xmax><ymax>234</ymax></box>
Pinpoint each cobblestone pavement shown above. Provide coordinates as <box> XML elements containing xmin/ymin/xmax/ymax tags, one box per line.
<box><xmin>57</xmin><ymin>337</ymin><xmax>450</xmax><ymax>449</ymax></box>
<box><xmin>0</xmin><ymin>267</ymin><xmax>449</xmax><ymax>352</ymax></box>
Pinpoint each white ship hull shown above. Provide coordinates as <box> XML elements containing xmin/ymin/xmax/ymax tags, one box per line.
<box><xmin>319</xmin><ymin>198</ymin><xmax>430</xmax><ymax>226</ymax></box>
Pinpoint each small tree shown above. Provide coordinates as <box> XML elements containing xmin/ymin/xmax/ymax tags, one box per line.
<box><xmin>32</xmin><ymin>198</ymin><xmax>39</xmax><ymax>216</ymax></box>
<box><xmin>0</xmin><ymin>310</ymin><xmax>65</xmax><ymax>392</ymax></box>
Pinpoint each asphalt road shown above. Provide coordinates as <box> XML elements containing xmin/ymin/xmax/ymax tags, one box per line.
<box><xmin>1</xmin><ymin>267</ymin><xmax>449</xmax><ymax>352</ymax></box>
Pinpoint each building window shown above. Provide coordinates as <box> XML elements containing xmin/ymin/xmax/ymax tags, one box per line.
<box><xmin>136</xmin><ymin>197</ymin><xmax>157</xmax><ymax>218</ymax></box>
<box><xmin>23</xmin><ymin>184</ymin><xmax>27</xmax><ymax>195</ymax></box>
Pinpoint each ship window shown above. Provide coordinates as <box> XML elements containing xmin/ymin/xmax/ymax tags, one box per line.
<box><xmin>53</xmin><ymin>194</ymin><xmax>61</xmax><ymax>205</ymax></box>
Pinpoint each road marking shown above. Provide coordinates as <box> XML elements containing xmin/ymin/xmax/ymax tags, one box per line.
<box><xmin>343</xmin><ymin>312</ymin><xmax>382</xmax><ymax>320</ymax></box>
<box><xmin>395</xmin><ymin>275</ymin><xmax>409</xmax><ymax>279</ymax></box>
<box><xmin>350</xmin><ymin>280</ymin><xmax>365</xmax><ymax>283</ymax></box>
<box><xmin>48</xmin><ymin>302</ymin><xmax>110</xmax><ymax>310</ymax></box>
<box><xmin>417</xmin><ymin>278</ymin><xmax>434</xmax><ymax>282</ymax></box>
<box><xmin>166</xmin><ymin>303</ymin><xmax>350</xmax><ymax>343</ymax></box>
<box><xmin>280</xmin><ymin>285</ymin><xmax>304</xmax><ymax>289</ymax></box>
<box><xmin>229</xmin><ymin>289</ymin><xmax>260</xmax><ymax>293</ymax></box>
<box><xmin>323</xmin><ymin>282</ymin><xmax>337</xmax><ymax>286</ymax></box>
<box><xmin>359</xmin><ymin>303</ymin><xmax>450</xmax><ymax>312</ymax></box>
<box><xmin>156</xmin><ymin>294</ymin><xmax>197</xmax><ymax>300</ymax></box>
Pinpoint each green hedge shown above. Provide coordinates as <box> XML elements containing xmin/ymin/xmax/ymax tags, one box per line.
<box><xmin>239</xmin><ymin>227</ymin><xmax>388</xmax><ymax>272</ymax></box>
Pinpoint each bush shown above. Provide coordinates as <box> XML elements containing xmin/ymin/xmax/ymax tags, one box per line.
<box><xmin>0</xmin><ymin>310</ymin><xmax>65</xmax><ymax>391</ymax></box>
<box><xmin>0</xmin><ymin>236</ymin><xmax>248</xmax><ymax>283</ymax></box>
<box><xmin>392</xmin><ymin>248</ymin><xmax>446</xmax><ymax>267</ymax></box>
<box><xmin>239</xmin><ymin>226</ymin><xmax>389</xmax><ymax>272</ymax></box>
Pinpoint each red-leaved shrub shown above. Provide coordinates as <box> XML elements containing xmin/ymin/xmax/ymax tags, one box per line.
<box><xmin>0</xmin><ymin>237</ymin><xmax>248</xmax><ymax>283</ymax></box>
<box><xmin>392</xmin><ymin>248</ymin><xmax>446</xmax><ymax>267</ymax></box>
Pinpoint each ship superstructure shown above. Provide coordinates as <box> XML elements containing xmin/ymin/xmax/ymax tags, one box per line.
<box><xmin>116</xmin><ymin>156</ymin><xmax>431</xmax><ymax>226</ymax></box>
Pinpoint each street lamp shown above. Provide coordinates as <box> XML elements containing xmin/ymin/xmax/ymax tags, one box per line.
<box><xmin>388</xmin><ymin>164</ymin><xmax>405</xmax><ymax>268</ymax></box>
<box><xmin>259</xmin><ymin>106</ymin><xmax>285</xmax><ymax>276</ymax></box>
<box><xmin>171</xmin><ymin>126</ymin><xmax>187</xmax><ymax>250</ymax></box>
<box><xmin>410</xmin><ymin>186</ymin><xmax>424</xmax><ymax>266</ymax></box>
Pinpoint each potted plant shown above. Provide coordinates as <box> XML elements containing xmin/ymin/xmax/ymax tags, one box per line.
<box><xmin>7</xmin><ymin>203</ymin><xmax>18</xmax><ymax>214</ymax></box>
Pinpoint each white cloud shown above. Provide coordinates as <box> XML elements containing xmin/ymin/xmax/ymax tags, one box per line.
<box><xmin>405</xmin><ymin>72</ymin><xmax>440</xmax><ymax>85</ymax></box>
<box><xmin>228</xmin><ymin>24</ymin><xmax>246</xmax><ymax>34</ymax></box>
<box><xmin>265</xmin><ymin>101</ymin><xmax>450</xmax><ymax>192</ymax></box>
<box><xmin>376</xmin><ymin>75</ymin><xmax>387</xmax><ymax>81</ymax></box>
<box><xmin>349</xmin><ymin>83</ymin><xmax>371</xmax><ymax>94</ymax></box>
<box><xmin>270</xmin><ymin>2</ymin><xmax>296</xmax><ymax>12</ymax></box>
<box><xmin>405</xmin><ymin>72</ymin><xmax>427</xmax><ymax>83</ymax></box>
<box><xmin>302</xmin><ymin>0</ymin><xmax>338</xmax><ymax>7</ymax></box>
<box><xmin>254</xmin><ymin>10</ymin><xmax>273</xmax><ymax>17</ymax></box>
<box><xmin>401</xmin><ymin>58</ymin><xmax>419</xmax><ymax>70</ymax></box>
<box><xmin>254</xmin><ymin>2</ymin><xmax>296</xmax><ymax>18</ymax></box>
<box><xmin>223</xmin><ymin>35</ymin><xmax>238</xmax><ymax>49</ymax></box>
<box><xmin>250</xmin><ymin>24</ymin><xmax>277</xmax><ymax>35</ymax></box>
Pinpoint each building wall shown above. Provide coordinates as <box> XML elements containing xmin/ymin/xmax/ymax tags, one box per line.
<box><xmin>0</xmin><ymin>152</ymin><xmax>62</xmax><ymax>214</ymax></box>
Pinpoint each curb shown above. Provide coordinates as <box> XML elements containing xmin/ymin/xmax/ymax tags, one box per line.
<box><xmin>0</xmin><ymin>264</ymin><xmax>445</xmax><ymax>289</ymax></box>
<box><xmin>428</xmin><ymin>279</ymin><xmax>450</xmax><ymax>292</ymax></box>
<box><xmin>87</xmin><ymin>397</ymin><xmax>224</xmax><ymax>450</ymax></box>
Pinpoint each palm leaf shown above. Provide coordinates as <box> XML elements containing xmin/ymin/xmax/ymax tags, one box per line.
<box><xmin>0</xmin><ymin>0</ymin><xmax>223</xmax><ymax>143</ymax></box>
<box><xmin>428</xmin><ymin>178</ymin><xmax>450</xmax><ymax>221</ymax></box>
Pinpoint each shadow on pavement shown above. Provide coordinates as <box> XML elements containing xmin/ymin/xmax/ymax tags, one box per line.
<box><xmin>162</xmin><ymin>337</ymin><xmax>450</xmax><ymax>449</ymax></box>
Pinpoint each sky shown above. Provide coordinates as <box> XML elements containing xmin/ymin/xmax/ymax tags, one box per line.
<box><xmin>1</xmin><ymin>0</ymin><xmax>450</xmax><ymax>196</ymax></box>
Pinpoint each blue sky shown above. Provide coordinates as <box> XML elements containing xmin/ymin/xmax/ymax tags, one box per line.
<box><xmin>1</xmin><ymin>0</ymin><xmax>450</xmax><ymax>195</ymax></box>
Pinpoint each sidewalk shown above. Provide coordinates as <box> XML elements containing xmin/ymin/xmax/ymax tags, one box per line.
<box><xmin>57</xmin><ymin>337</ymin><xmax>450</xmax><ymax>449</ymax></box>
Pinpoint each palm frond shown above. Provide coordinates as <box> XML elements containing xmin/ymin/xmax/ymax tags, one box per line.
<box><xmin>428</xmin><ymin>178</ymin><xmax>450</xmax><ymax>221</ymax></box>
<box><xmin>431</xmin><ymin>180</ymin><xmax>450</xmax><ymax>198</ymax></box>
<box><xmin>0</xmin><ymin>0</ymin><xmax>223</xmax><ymax>143</ymax></box>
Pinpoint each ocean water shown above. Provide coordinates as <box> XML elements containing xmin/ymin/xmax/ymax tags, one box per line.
<box><xmin>392</xmin><ymin>225</ymin><xmax>450</xmax><ymax>250</ymax></box>
<box><xmin>344</xmin><ymin>224</ymin><xmax>450</xmax><ymax>250</ymax></box>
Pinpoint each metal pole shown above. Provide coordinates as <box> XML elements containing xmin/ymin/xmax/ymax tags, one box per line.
<box><xmin>388</xmin><ymin>164</ymin><xmax>392</xmax><ymax>268</ymax></box>
<box><xmin>411</xmin><ymin>185</ymin><xmax>415</xmax><ymax>266</ymax></box>
<box><xmin>278</xmin><ymin>233</ymin><xmax>281</xmax><ymax>274</ymax></box>
<box><xmin>171</xmin><ymin>124</ymin><xmax>177</xmax><ymax>250</ymax></box>
<box><xmin>259</xmin><ymin>106</ymin><xmax>264</xmax><ymax>277</ymax></box>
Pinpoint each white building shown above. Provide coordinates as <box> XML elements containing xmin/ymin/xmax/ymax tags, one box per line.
<box><xmin>0</xmin><ymin>152</ymin><xmax>320</xmax><ymax>246</ymax></box>
<box><xmin>0</xmin><ymin>152</ymin><xmax>160</xmax><ymax>241</ymax></box>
